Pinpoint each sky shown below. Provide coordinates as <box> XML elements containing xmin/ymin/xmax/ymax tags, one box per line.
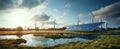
<box><xmin>0</xmin><ymin>0</ymin><xmax>120</xmax><ymax>28</ymax></box>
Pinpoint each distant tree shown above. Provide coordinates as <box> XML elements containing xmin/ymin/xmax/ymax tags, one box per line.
<box><xmin>62</xmin><ymin>27</ymin><xmax>66</xmax><ymax>30</ymax></box>
<box><xmin>60</xmin><ymin>27</ymin><xmax>66</xmax><ymax>30</ymax></box>
<box><xmin>16</xmin><ymin>26</ymin><xmax>23</xmax><ymax>38</ymax></box>
<box><xmin>16</xmin><ymin>26</ymin><xmax>23</xmax><ymax>32</ymax></box>
<box><xmin>35</xmin><ymin>27</ymin><xmax>39</xmax><ymax>31</ymax></box>
<box><xmin>118</xmin><ymin>27</ymin><xmax>120</xmax><ymax>30</ymax></box>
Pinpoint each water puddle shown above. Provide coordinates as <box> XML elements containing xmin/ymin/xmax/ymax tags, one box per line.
<box><xmin>0</xmin><ymin>34</ymin><xmax>90</xmax><ymax>47</ymax></box>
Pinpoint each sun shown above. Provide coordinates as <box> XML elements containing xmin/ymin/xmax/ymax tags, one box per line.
<box><xmin>7</xmin><ymin>8</ymin><xmax>30</xmax><ymax>27</ymax></box>
<box><xmin>14</xmin><ymin>16</ymin><xmax>24</xmax><ymax>22</ymax></box>
<box><xmin>11</xmin><ymin>16</ymin><xmax>27</xmax><ymax>27</ymax></box>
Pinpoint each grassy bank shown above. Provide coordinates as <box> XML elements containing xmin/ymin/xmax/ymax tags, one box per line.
<box><xmin>0</xmin><ymin>36</ymin><xmax>120</xmax><ymax>49</ymax></box>
<box><xmin>34</xmin><ymin>33</ymin><xmax>74</xmax><ymax>39</ymax></box>
<box><xmin>50</xmin><ymin>36</ymin><xmax>120</xmax><ymax>49</ymax></box>
<box><xmin>0</xmin><ymin>30</ymin><xmax>120</xmax><ymax>36</ymax></box>
<box><xmin>33</xmin><ymin>30</ymin><xmax>120</xmax><ymax>39</ymax></box>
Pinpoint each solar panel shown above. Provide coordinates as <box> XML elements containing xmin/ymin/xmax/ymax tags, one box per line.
<box><xmin>65</xmin><ymin>22</ymin><xmax>105</xmax><ymax>31</ymax></box>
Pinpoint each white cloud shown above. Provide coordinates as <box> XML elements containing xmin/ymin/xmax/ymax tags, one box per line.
<box><xmin>78</xmin><ymin>14</ymin><xmax>85</xmax><ymax>18</ymax></box>
<box><xmin>65</xmin><ymin>3</ymin><xmax>71</xmax><ymax>8</ymax></box>
<box><xmin>36</xmin><ymin>2</ymin><xmax>48</xmax><ymax>9</ymax></box>
<box><xmin>53</xmin><ymin>9</ymin><xmax>59</xmax><ymax>12</ymax></box>
<box><xmin>63</xmin><ymin>12</ymin><xmax>67</xmax><ymax>16</ymax></box>
<box><xmin>18</xmin><ymin>0</ymin><xmax>23</xmax><ymax>6</ymax></box>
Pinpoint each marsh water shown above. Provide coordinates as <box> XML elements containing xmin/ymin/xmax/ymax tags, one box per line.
<box><xmin>1</xmin><ymin>34</ymin><xmax>118</xmax><ymax>47</ymax></box>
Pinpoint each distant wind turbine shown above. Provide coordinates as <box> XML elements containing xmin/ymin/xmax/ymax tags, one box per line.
<box><xmin>91</xmin><ymin>12</ymin><xmax>95</xmax><ymax>23</ymax></box>
<box><xmin>53</xmin><ymin>19</ymin><xmax>56</xmax><ymax>29</ymax></box>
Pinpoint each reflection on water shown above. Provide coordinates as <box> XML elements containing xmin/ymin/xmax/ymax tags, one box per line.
<box><xmin>66</xmin><ymin>34</ymin><xmax>99</xmax><ymax>40</ymax></box>
<box><xmin>0</xmin><ymin>34</ymin><xmax>89</xmax><ymax>47</ymax></box>
<box><xmin>16</xmin><ymin>31</ymin><xmax>23</xmax><ymax>38</ymax></box>
<box><xmin>0</xmin><ymin>35</ymin><xmax>18</xmax><ymax>39</ymax></box>
<box><xmin>21</xmin><ymin>34</ymin><xmax>89</xmax><ymax>47</ymax></box>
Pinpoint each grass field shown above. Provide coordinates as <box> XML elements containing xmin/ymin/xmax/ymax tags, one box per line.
<box><xmin>0</xmin><ymin>30</ymin><xmax>120</xmax><ymax>35</ymax></box>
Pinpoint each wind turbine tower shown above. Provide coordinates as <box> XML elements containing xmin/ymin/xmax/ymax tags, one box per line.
<box><xmin>91</xmin><ymin>12</ymin><xmax>95</xmax><ymax>23</ymax></box>
<box><xmin>105</xmin><ymin>20</ymin><xmax>108</xmax><ymax>30</ymax></box>
<box><xmin>78</xmin><ymin>16</ymin><xmax>80</xmax><ymax>25</ymax></box>
<box><xmin>53</xmin><ymin>19</ymin><xmax>56</xmax><ymax>29</ymax></box>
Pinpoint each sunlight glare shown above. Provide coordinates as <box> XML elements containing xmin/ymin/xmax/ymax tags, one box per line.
<box><xmin>7</xmin><ymin>8</ymin><xmax>30</xmax><ymax>27</ymax></box>
<box><xmin>14</xmin><ymin>16</ymin><xmax>24</xmax><ymax>23</ymax></box>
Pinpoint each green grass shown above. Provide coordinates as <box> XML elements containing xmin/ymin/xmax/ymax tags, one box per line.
<box><xmin>34</xmin><ymin>33</ymin><xmax>74</xmax><ymax>39</ymax></box>
<box><xmin>50</xmin><ymin>36</ymin><xmax>120</xmax><ymax>49</ymax></box>
<box><xmin>72</xmin><ymin>30</ymin><xmax>120</xmax><ymax>35</ymax></box>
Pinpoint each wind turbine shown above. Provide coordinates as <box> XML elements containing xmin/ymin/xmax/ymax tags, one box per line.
<box><xmin>34</xmin><ymin>23</ymin><xmax>37</xmax><ymax>29</ymax></box>
<box><xmin>105</xmin><ymin>20</ymin><xmax>108</xmax><ymax>30</ymax></box>
<box><xmin>41</xmin><ymin>23</ymin><xmax>44</xmax><ymax>29</ymax></box>
<box><xmin>53</xmin><ymin>19</ymin><xmax>56</xmax><ymax>29</ymax></box>
<box><xmin>78</xmin><ymin>16</ymin><xmax>80</xmax><ymax>25</ymax></box>
<box><xmin>91</xmin><ymin>12</ymin><xmax>95</xmax><ymax>23</ymax></box>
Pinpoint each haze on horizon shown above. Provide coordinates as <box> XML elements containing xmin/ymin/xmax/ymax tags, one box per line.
<box><xmin>0</xmin><ymin>0</ymin><xmax>120</xmax><ymax>29</ymax></box>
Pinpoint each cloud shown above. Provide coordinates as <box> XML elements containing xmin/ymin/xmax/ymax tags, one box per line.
<box><xmin>19</xmin><ymin>0</ymin><xmax>45</xmax><ymax>9</ymax></box>
<box><xmin>65</xmin><ymin>3</ymin><xmax>71</xmax><ymax>8</ymax></box>
<box><xmin>78</xmin><ymin>14</ymin><xmax>85</xmax><ymax>18</ymax></box>
<box><xmin>53</xmin><ymin>9</ymin><xmax>58</xmax><ymax>12</ymax></box>
<box><xmin>31</xmin><ymin>13</ymin><xmax>50</xmax><ymax>22</ymax></box>
<box><xmin>92</xmin><ymin>1</ymin><xmax>120</xmax><ymax>27</ymax></box>
<box><xmin>0</xmin><ymin>0</ymin><xmax>45</xmax><ymax>10</ymax></box>
<box><xmin>0</xmin><ymin>0</ymin><xmax>13</xmax><ymax>10</ymax></box>
<box><xmin>42</xmin><ymin>20</ymin><xmax>63</xmax><ymax>25</ymax></box>
<box><xmin>36</xmin><ymin>2</ymin><xmax>48</xmax><ymax>9</ymax></box>
<box><xmin>65</xmin><ymin>2</ymin><xmax>71</xmax><ymax>12</ymax></box>
<box><xmin>42</xmin><ymin>21</ymin><xmax>55</xmax><ymax>24</ymax></box>
<box><xmin>41</xmin><ymin>21</ymin><xmax>65</xmax><ymax>28</ymax></box>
